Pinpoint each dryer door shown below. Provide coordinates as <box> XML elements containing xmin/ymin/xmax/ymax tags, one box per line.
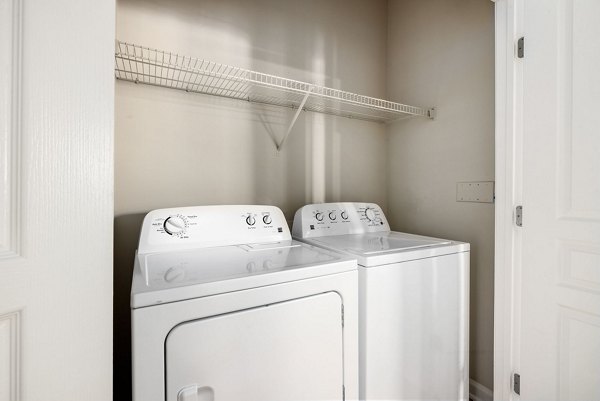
<box><xmin>165</xmin><ymin>291</ymin><xmax>344</xmax><ymax>401</ymax></box>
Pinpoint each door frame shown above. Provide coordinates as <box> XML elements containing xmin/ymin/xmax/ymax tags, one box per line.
<box><xmin>493</xmin><ymin>0</ymin><xmax>523</xmax><ymax>400</ymax></box>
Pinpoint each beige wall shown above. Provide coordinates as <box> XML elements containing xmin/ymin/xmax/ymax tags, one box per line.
<box><xmin>114</xmin><ymin>0</ymin><xmax>388</xmax><ymax>396</ymax></box>
<box><xmin>115</xmin><ymin>0</ymin><xmax>389</xmax><ymax>218</ymax></box>
<box><xmin>386</xmin><ymin>0</ymin><xmax>495</xmax><ymax>390</ymax></box>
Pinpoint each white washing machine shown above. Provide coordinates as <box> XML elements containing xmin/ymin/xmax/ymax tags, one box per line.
<box><xmin>131</xmin><ymin>205</ymin><xmax>359</xmax><ymax>401</ymax></box>
<box><xmin>292</xmin><ymin>202</ymin><xmax>469</xmax><ymax>401</ymax></box>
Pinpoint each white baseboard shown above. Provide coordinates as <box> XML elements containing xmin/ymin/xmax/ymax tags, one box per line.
<box><xmin>470</xmin><ymin>379</ymin><xmax>493</xmax><ymax>401</ymax></box>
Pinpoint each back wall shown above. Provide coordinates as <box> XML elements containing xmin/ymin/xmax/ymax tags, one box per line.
<box><xmin>114</xmin><ymin>0</ymin><xmax>389</xmax><ymax>396</ymax></box>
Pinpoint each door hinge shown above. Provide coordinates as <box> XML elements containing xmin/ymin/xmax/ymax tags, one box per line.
<box><xmin>341</xmin><ymin>304</ymin><xmax>345</xmax><ymax>328</ymax></box>
<box><xmin>513</xmin><ymin>373</ymin><xmax>521</xmax><ymax>395</ymax></box>
<box><xmin>516</xmin><ymin>206</ymin><xmax>523</xmax><ymax>227</ymax></box>
<box><xmin>517</xmin><ymin>37</ymin><xmax>525</xmax><ymax>58</ymax></box>
<box><xmin>342</xmin><ymin>385</ymin><xmax>346</xmax><ymax>400</ymax></box>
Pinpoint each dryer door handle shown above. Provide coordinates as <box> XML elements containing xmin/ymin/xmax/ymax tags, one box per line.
<box><xmin>177</xmin><ymin>385</ymin><xmax>215</xmax><ymax>401</ymax></box>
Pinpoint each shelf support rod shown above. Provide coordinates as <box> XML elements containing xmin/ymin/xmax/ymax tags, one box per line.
<box><xmin>277</xmin><ymin>86</ymin><xmax>313</xmax><ymax>151</ymax></box>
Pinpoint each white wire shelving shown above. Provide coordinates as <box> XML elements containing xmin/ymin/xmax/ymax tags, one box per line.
<box><xmin>114</xmin><ymin>40</ymin><xmax>435</xmax><ymax>149</ymax></box>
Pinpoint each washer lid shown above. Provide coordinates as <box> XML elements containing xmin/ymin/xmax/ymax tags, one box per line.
<box><xmin>308</xmin><ymin>231</ymin><xmax>469</xmax><ymax>267</ymax></box>
<box><xmin>131</xmin><ymin>240</ymin><xmax>356</xmax><ymax>308</ymax></box>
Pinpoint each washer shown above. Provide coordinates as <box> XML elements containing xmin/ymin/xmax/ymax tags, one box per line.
<box><xmin>131</xmin><ymin>205</ymin><xmax>358</xmax><ymax>401</ymax></box>
<box><xmin>292</xmin><ymin>202</ymin><xmax>469</xmax><ymax>401</ymax></box>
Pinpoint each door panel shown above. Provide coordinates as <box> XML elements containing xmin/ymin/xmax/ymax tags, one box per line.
<box><xmin>166</xmin><ymin>292</ymin><xmax>344</xmax><ymax>401</ymax></box>
<box><xmin>521</xmin><ymin>0</ymin><xmax>600</xmax><ymax>399</ymax></box>
<box><xmin>556</xmin><ymin>0</ymin><xmax>600</xmax><ymax>220</ymax></box>
<box><xmin>0</xmin><ymin>0</ymin><xmax>114</xmax><ymax>400</ymax></box>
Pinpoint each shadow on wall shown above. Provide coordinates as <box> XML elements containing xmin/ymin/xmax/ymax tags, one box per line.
<box><xmin>114</xmin><ymin>213</ymin><xmax>145</xmax><ymax>400</ymax></box>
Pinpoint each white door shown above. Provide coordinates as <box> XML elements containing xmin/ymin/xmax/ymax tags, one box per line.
<box><xmin>166</xmin><ymin>292</ymin><xmax>344</xmax><ymax>401</ymax></box>
<box><xmin>0</xmin><ymin>0</ymin><xmax>114</xmax><ymax>400</ymax></box>
<box><xmin>520</xmin><ymin>0</ymin><xmax>600</xmax><ymax>399</ymax></box>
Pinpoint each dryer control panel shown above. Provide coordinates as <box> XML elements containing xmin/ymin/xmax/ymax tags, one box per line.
<box><xmin>138</xmin><ymin>205</ymin><xmax>291</xmax><ymax>255</ymax></box>
<box><xmin>292</xmin><ymin>202</ymin><xmax>390</xmax><ymax>239</ymax></box>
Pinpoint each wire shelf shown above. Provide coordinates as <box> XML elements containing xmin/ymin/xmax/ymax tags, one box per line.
<box><xmin>115</xmin><ymin>41</ymin><xmax>435</xmax><ymax>124</ymax></box>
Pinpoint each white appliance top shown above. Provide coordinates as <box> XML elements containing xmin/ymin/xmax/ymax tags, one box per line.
<box><xmin>292</xmin><ymin>202</ymin><xmax>469</xmax><ymax>266</ymax></box>
<box><xmin>131</xmin><ymin>205</ymin><xmax>356</xmax><ymax>308</ymax></box>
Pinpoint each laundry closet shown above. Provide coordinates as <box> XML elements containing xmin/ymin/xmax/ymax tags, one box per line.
<box><xmin>113</xmin><ymin>0</ymin><xmax>495</xmax><ymax>399</ymax></box>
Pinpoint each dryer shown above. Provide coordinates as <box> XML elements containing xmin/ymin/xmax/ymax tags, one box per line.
<box><xmin>131</xmin><ymin>205</ymin><xmax>358</xmax><ymax>401</ymax></box>
<box><xmin>292</xmin><ymin>202</ymin><xmax>469</xmax><ymax>401</ymax></box>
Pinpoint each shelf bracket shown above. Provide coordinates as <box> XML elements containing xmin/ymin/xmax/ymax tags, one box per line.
<box><xmin>276</xmin><ymin>86</ymin><xmax>313</xmax><ymax>151</ymax></box>
<box><xmin>427</xmin><ymin>108</ymin><xmax>436</xmax><ymax>120</ymax></box>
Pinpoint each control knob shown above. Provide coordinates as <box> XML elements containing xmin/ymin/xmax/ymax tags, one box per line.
<box><xmin>164</xmin><ymin>266</ymin><xmax>185</xmax><ymax>283</ymax></box>
<box><xmin>315</xmin><ymin>212</ymin><xmax>324</xmax><ymax>222</ymax></box>
<box><xmin>341</xmin><ymin>211</ymin><xmax>349</xmax><ymax>220</ymax></box>
<box><xmin>164</xmin><ymin>216</ymin><xmax>187</xmax><ymax>235</ymax></box>
<box><xmin>246</xmin><ymin>261</ymin><xmax>257</xmax><ymax>272</ymax></box>
<box><xmin>365</xmin><ymin>207</ymin><xmax>376</xmax><ymax>222</ymax></box>
<box><xmin>329</xmin><ymin>212</ymin><xmax>337</xmax><ymax>220</ymax></box>
<box><xmin>263</xmin><ymin>214</ymin><xmax>272</xmax><ymax>225</ymax></box>
<box><xmin>246</xmin><ymin>215</ymin><xmax>256</xmax><ymax>226</ymax></box>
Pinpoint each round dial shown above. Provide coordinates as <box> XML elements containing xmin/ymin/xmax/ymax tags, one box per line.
<box><xmin>164</xmin><ymin>266</ymin><xmax>185</xmax><ymax>283</ymax></box>
<box><xmin>246</xmin><ymin>215</ymin><xmax>256</xmax><ymax>226</ymax></box>
<box><xmin>341</xmin><ymin>211</ymin><xmax>349</xmax><ymax>220</ymax></box>
<box><xmin>246</xmin><ymin>261</ymin><xmax>257</xmax><ymax>272</ymax></box>
<box><xmin>315</xmin><ymin>212</ymin><xmax>324</xmax><ymax>222</ymax></box>
<box><xmin>164</xmin><ymin>215</ymin><xmax>187</xmax><ymax>236</ymax></box>
<box><xmin>364</xmin><ymin>207</ymin><xmax>376</xmax><ymax>222</ymax></box>
<box><xmin>329</xmin><ymin>212</ymin><xmax>337</xmax><ymax>220</ymax></box>
<box><xmin>263</xmin><ymin>214</ymin><xmax>272</xmax><ymax>225</ymax></box>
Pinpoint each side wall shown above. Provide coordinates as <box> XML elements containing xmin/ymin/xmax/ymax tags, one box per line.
<box><xmin>386</xmin><ymin>0</ymin><xmax>496</xmax><ymax>391</ymax></box>
<box><xmin>114</xmin><ymin>0</ymin><xmax>388</xmax><ymax>396</ymax></box>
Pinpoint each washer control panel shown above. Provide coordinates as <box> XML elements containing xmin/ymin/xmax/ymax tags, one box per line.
<box><xmin>138</xmin><ymin>205</ymin><xmax>290</xmax><ymax>255</ymax></box>
<box><xmin>292</xmin><ymin>202</ymin><xmax>390</xmax><ymax>238</ymax></box>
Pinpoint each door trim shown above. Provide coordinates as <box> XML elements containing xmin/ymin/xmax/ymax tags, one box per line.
<box><xmin>493</xmin><ymin>0</ymin><xmax>524</xmax><ymax>400</ymax></box>
<box><xmin>0</xmin><ymin>0</ymin><xmax>23</xmax><ymax>260</ymax></box>
<box><xmin>0</xmin><ymin>310</ymin><xmax>20</xmax><ymax>401</ymax></box>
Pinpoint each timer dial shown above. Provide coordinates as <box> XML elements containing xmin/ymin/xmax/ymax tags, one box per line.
<box><xmin>364</xmin><ymin>207</ymin><xmax>376</xmax><ymax>222</ymax></box>
<box><xmin>164</xmin><ymin>215</ymin><xmax>187</xmax><ymax>236</ymax></box>
<box><xmin>164</xmin><ymin>266</ymin><xmax>185</xmax><ymax>283</ymax></box>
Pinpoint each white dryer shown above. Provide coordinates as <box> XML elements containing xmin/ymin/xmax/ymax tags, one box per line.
<box><xmin>292</xmin><ymin>202</ymin><xmax>469</xmax><ymax>401</ymax></box>
<box><xmin>131</xmin><ymin>205</ymin><xmax>358</xmax><ymax>401</ymax></box>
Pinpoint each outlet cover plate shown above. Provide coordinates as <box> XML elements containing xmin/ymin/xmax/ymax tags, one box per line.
<box><xmin>456</xmin><ymin>181</ymin><xmax>495</xmax><ymax>203</ymax></box>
